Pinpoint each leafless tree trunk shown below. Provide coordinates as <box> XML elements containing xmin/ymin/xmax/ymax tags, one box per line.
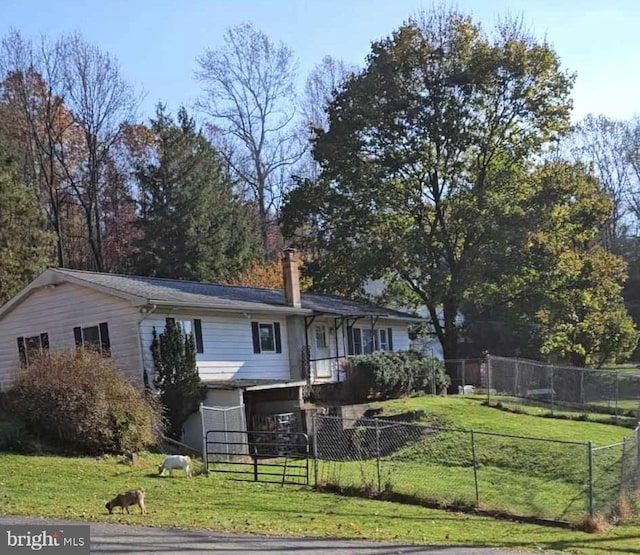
<box><xmin>0</xmin><ymin>31</ymin><xmax>71</xmax><ymax>267</ymax></box>
<box><xmin>571</xmin><ymin>114</ymin><xmax>633</xmax><ymax>252</ymax></box>
<box><xmin>196</xmin><ymin>22</ymin><xmax>304</xmax><ymax>254</ymax></box>
<box><xmin>57</xmin><ymin>33</ymin><xmax>140</xmax><ymax>272</ymax></box>
<box><xmin>297</xmin><ymin>55</ymin><xmax>357</xmax><ymax>181</ymax></box>
<box><xmin>1</xmin><ymin>31</ymin><xmax>140</xmax><ymax>272</ymax></box>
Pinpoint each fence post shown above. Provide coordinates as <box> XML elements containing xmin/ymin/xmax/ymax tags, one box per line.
<box><xmin>487</xmin><ymin>355</ymin><xmax>492</xmax><ymax>406</ymax></box>
<box><xmin>588</xmin><ymin>441</ymin><xmax>594</xmax><ymax>519</ymax></box>
<box><xmin>462</xmin><ymin>359</ymin><xmax>466</xmax><ymax>391</ymax></box>
<box><xmin>375</xmin><ymin>419</ymin><xmax>382</xmax><ymax>494</ymax></box>
<box><xmin>637</xmin><ymin>428</ymin><xmax>640</xmax><ymax>485</ymax></box>
<box><xmin>431</xmin><ymin>357</ymin><xmax>437</xmax><ymax>395</ymax></box>
<box><xmin>580</xmin><ymin>368</ymin><xmax>585</xmax><ymax>406</ymax></box>
<box><xmin>615</xmin><ymin>371</ymin><xmax>619</xmax><ymax>425</ymax></box>
<box><xmin>621</xmin><ymin>438</ymin><xmax>627</xmax><ymax>494</ymax></box>
<box><xmin>471</xmin><ymin>430</ymin><xmax>480</xmax><ymax>507</ymax></box>
<box><xmin>514</xmin><ymin>360</ymin><xmax>519</xmax><ymax>396</ymax></box>
<box><xmin>200</xmin><ymin>403</ymin><xmax>209</xmax><ymax>476</ymax></box>
<box><xmin>550</xmin><ymin>365</ymin><xmax>555</xmax><ymax>416</ymax></box>
<box><xmin>313</xmin><ymin>413</ymin><xmax>319</xmax><ymax>489</ymax></box>
<box><xmin>223</xmin><ymin>409</ymin><xmax>229</xmax><ymax>460</ymax></box>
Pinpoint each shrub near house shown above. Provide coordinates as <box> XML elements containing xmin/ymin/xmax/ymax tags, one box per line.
<box><xmin>343</xmin><ymin>351</ymin><xmax>450</xmax><ymax>402</ymax></box>
<box><xmin>1</xmin><ymin>350</ymin><xmax>162</xmax><ymax>454</ymax></box>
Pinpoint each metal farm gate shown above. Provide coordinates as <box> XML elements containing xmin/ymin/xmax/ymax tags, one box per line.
<box><xmin>204</xmin><ymin>428</ymin><xmax>310</xmax><ymax>485</ymax></box>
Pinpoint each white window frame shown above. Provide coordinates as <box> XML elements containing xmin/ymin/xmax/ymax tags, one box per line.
<box><xmin>353</xmin><ymin>327</ymin><xmax>391</xmax><ymax>354</ymax></box>
<box><xmin>315</xmin><ymin>324</ymin><xmax>328</xmax><ymax>350</ymax></box>
<box><xmin>259</xmin><ymin>323</ymin><xmax>276</xmax><ymax>353</ymax></box>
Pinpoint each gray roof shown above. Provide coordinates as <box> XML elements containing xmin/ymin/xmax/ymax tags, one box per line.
<box><xmin>52</xmin><ymin>268</ymin><xmax>420</xmax><ymax>321</ymax></box>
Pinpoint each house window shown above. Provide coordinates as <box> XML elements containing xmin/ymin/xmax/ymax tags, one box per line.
<box><xmin>259</xmin><ymin>323</ymin><xmax>275</xmax><ymax>352</ymax></box>
<box><xmin>315</xmin><ymin>325</ymin><xmax>328</xmax><ymax>349</ymax></box>
<box><xmin>362</xmin><ymin>329</ymin><xmax>375</xmax><ymax>354</ymax></box>
<box><xmin>74</xmin><ymin>322</ymin><xmax>111</xmax><ymax>356</ymax></box>
<box><xmin>166</xmin><ymin>318</ymin><xmax>204</xmax><ymax>354</ymax></box>
<box><xmin>16</xmin><ymin>333</ymin><xmax>49</xmax><ymax>367</ymax></box>
<box><xmin>349</xmin><ymin>327</ymin><xmax>394</xmax><ymax>355</ymax></box>
<box><xmin>251</xmin><ymin>321</ymin><xmax>282</xmax><ymax>354</ymax></box>
<box><xmin>379</xmin><ymin>329</ymin><xmax>389</xmax><ymax>351</ymax></box>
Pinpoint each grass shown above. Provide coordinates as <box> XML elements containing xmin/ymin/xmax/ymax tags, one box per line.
<box><xmin>369</xmin><ymin>395</ymin><xmax>632</xmax><ymax>445</ymax></box>
<box><xmin>315</xmin><ymin>395</ymin><xmax>638</xmax><ymax>523</ymax></box>
<box><xmin>1</xmin><ymin>452</ymin><xmax>640</xmax><ymax>554</ymax></box>
<box><xmin>470</xmin><ymin>395</ymin><xmax>639</xmax><ymax>427</ymax></box>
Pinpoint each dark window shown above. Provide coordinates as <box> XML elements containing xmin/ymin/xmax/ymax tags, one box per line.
<box><xmin>16</xmin><ymin>332</ymin><xmax>49</xmax><ymax>367</ymax></box>
<box><xmin>350</xmin><ymin>328</ymin><xmax>393</xmax><ymax>355</ymax></box>
<box><xmin>251</xmin><ymin>322</ymin><xmax>282</xmax><ymax>354</ymax></box>
<box><xmin>259</xmin><ymin>323</ymin><xmax>275</xmax><ymax>352</ymax></box>
<box><xmin>74</xmin><ymin>323</ymin><xmax>111</xmax><ymax>356</ymax></box>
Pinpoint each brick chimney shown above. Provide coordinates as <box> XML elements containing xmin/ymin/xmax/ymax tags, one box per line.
<box><xmin>282</xmin><ymin>248</ymin><xmax>301</xmax><ymax>308</ymax></box>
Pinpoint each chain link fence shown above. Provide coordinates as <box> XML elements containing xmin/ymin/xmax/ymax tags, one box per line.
<box><xmin>313</xmin><ymin>414</ymin><xmax>640</xmax><ymax>524</ymax></box>
<box><xmin>446</xmin><ymin>356</ymin><xmax>640</xmax><ymax>425</ymax></box>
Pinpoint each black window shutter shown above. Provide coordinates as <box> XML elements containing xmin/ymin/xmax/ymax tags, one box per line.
<box><xmin>347</xmin><ymin>325</ymin><xmax>354</xmax><ymax>355</ymax></box>
<box><xmin>251</xmin><ymin>322</ymin><xmax>261</xmax><ymax>353</ymax></box>
<box><xmin>193</xmin><ymin>319</ymin><xmax>204</xmax><ymax>353</ymax></box>
<box><xmin>274</xmin><ymin>322</ymin><xmax>282</xmax><ymax>353</ymax></box>
<box><xmin>99</xmin><ymin>322</ymin><xmax>111</xmax><ymax>357</ymax></box>
<box><xmin>388</xmin><ymin>328</ymin><xmax>393</xmax><ymax>351</ymax></box>
<box><xmin>40</xmin><ymin>333</ymin><xmax>50</xmax><ymax>351</ymax></box>
<box><xmin>73</xmin><ymin>326</ymin><xmax>83</xmax><ymax>348</ymax></box>
<box><xmin>17</xmin><ymin>337</ymin><xmax>26</xmax><ymax>366</ymax></box>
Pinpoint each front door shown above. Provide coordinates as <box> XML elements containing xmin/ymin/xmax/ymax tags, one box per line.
<box><xmin>313</xmin><ymin>324</ymin><xmax>331</xmax><ymax>378</ymax></box>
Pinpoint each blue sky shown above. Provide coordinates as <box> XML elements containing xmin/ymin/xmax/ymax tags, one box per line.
<box><xmin>1</xmin><ymin>0</ymin><xmax>638</xmax><ymax>122</ymax></box>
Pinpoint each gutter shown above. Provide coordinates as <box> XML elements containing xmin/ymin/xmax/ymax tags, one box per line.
<box><xmin>148</xmin><ymin>299</ymin><xmax>313</xmax><ymax>316</ymax></box>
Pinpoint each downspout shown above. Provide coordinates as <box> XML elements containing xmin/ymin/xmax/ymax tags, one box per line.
<box><xmin>137</xmin><ymin>303</ymin><xmax>158</xmax><ymax>388</ymax></box>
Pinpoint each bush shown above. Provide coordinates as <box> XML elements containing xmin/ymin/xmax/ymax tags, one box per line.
<box><xmin>342</xmin><ymin>351</ymin><xmax>450</xmax><ymax>402</ymax></box>
<box><xmin>3</xmin><ymin>349</ymin><xmax>162</xmax><ymax>455</ymax></box>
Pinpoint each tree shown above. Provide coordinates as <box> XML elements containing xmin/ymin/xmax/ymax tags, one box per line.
<box><xmin>461</xmin><ymin>162</ymin><xmax>636</xmax><ymax>365</ymax></box>
<box><xmin>133</xmin><ymin>105</ymin><xmax>262</xmax><ymax>281</ymax></box>
<box><xmin>0</xmin><ymin>30</ymin><xmax>140</xmax><ymax>272</ymax></box>
<box><xmin>0</xmin><ymin>31</ymin><xmax>74</xmax><ymax>267</ymax></box>
<box><xmin>297</xmin><ymin>56</ymin><xmax>357</xmax><ymax>181</ymax></box>
<box><xmin>196</xmin><ymin>22</ymin><xmax>304</xmax><ymax>253</ymax></box>
<box><xmin>570</xmin><ymin>115</ymin><xmax>633</xmax><ymax>253</ymax></box>
<box><xmin>151</xmin><ymin>320</ymin><xmax>206</xmax><ymax>440</ymax></box>
<box><xmin>58</xmin><ymin>33</ymin><xmax>140</xmax><ymax>272</ymax></box>
<box><xmin>282</xmin><ymin>8</ymin><xmax>575</xmax><ymax>361</ymax></box>
<box><xmin>0</xmin><ymin>142</ymin><xmax>55</xmax><ymax>305</ymax></box>
<box><xmin>225</xmin><ymin>257</ymin><xmax>312</xmax><ymax>290</ymax></box>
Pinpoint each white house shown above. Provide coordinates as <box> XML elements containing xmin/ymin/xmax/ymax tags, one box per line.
<box><xmin>0</xmin><ymin>250</ymin><xmax>421</xmax><ymax>446</ymax></box>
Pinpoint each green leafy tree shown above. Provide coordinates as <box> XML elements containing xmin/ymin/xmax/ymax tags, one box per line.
<box><xmin>0</xmin><ymin>142</ymin><xmax>55</xmax><ymax>305</ymax></box>
<box><xmin>134</xmin><ymin>105</ymin><xmax>262</xmax><ymax>281</ymax></box>
<box><xmin>462</xmin><ymin>162</ymin><xmax>637</xmax><ymax>366</ymax></box>
<box><xmin>151</xmin><ymin>320</ymin><xmax>206</xmax><ymax>440</ymax></box>
<box><xmin>283</xmin><ymin>7</ymin><xmax>574</xmax><ymax>360</ymax></box>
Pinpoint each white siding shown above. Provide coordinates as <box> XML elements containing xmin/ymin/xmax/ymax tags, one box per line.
<box><xmin>0</xmin><ymin>283</ymin><xmax>143</xmax><ymax>390</ymax></box>
<box><xmin>140</xmin><ymin>312</ymin><xmax>291</xmax><ymax>382</ymax></box>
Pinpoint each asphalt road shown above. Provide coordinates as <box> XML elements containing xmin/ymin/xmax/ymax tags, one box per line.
<box><xmin>0</xmin><ymin>516</ymin><xmax>544</xmax><ymax>554</ymax></box>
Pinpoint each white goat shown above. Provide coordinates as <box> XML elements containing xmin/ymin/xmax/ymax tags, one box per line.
<box><xmin>158</xmin><ymin>455</ymin><xmax>192</xmax><ymax>478</ymax></box>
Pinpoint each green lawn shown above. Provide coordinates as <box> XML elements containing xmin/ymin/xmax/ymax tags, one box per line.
<box><xmin>460</xmin><ymin>394</ymin><xmax>639</xmax><ymax>427</ymax></box>
<box><xmin>1</xmin><ymin>453</ymin><xmax>639</xmax><ymax>555</ymax></box>
<box><xmin>316</xmin><ymin>395</ymin><xmax>637</xmax><ymax>523</ymax></box>
<box><xmin>369</xmin><ymin>395</ymin><xmax>632</xmax><ymax>445</ymax></box>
